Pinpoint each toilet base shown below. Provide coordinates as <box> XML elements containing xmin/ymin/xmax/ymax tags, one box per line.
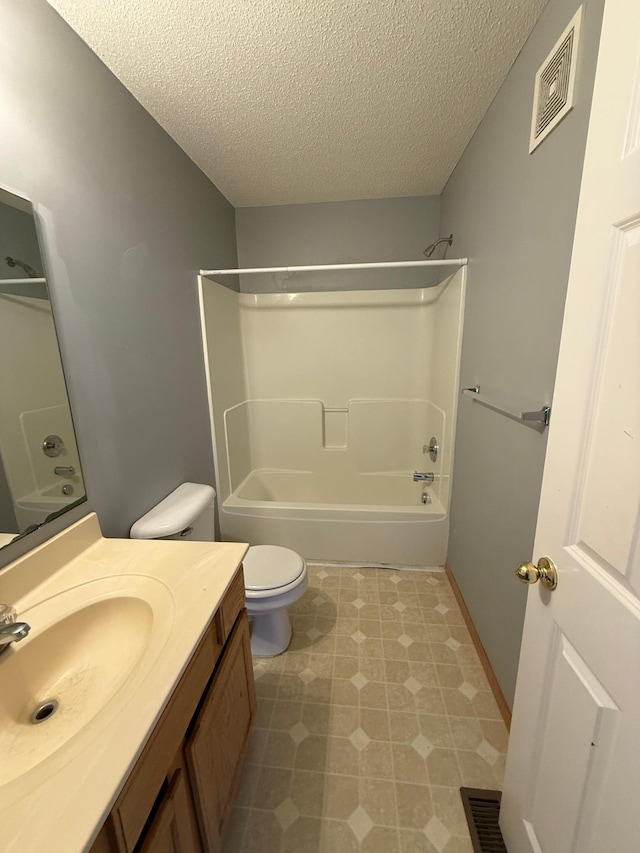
<box><xmin>249</xmin><ymin>607</ymin><xmax>292</xmax><ymax>657</ymax></box>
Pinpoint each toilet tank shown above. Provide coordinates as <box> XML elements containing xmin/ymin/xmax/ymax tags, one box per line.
<box><xmin>130</xmin><ymin>482</ymin><xmax>217</xmax><ymax>542</ymax></box>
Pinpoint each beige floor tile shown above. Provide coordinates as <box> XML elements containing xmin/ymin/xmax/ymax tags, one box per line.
<box><xmin>255</xmin><ymin>672</ymin><xmax>281</xmax><ymax>698</ymax></box>
<box><xmin>302</xmin><ymin>702</ymin><xmax>332</xmax><ymax>735</ymax></box>
<box><xmin>436</xmin><ymin>664</ymin><xmax>465</xmax><ymax>689</ymax></box>
<box><xmin>359</xmin><ymin>656</ymin><xmax>386</xmax><ymax>681</ymax></box>
<box><xmin>245</xmin><ymin>727</ymin><xmax>269</xmax><ymax>765</ymax></box>
<box><xmin>290</xmin><ymin>769</ymin><xmax>326</xmax><ymax>817</ymax></box>
<box><xmin>360</xmin><ymin>707</ymin><xmax>391</xmax><ymax>741</ymax></box>
<box><xmin>333</xmin><ymin>678</ymin><xmax>360</xmax><ymax>706</ymax></box>
<box><xmin>269</xmin><ymin>699</ymin><xmax>302</xmax><ymax>731</ymax></box>
<box><xmin>254</xmin><ymin>697</ymin><xmax>276</xmax><ymax>728</ymax></box>
<box><xmin>391</xmin><ymin>743</ymin><xmax>429</xmax><ymax>784</ymax></box>
<box><xmin>448</xmin><ymin>716</ymin><xmax>483</xmax><ymax>750</ymax></box>
<box><xmin>303</xmin><ymin>676</ymin><xmax>334</xmax><ymax>705</ymax></box>
<box><xmin>335</xmin><ymin>617</ymin><xmax>360</xmax><ymax>636</ymax></box>
<box><xmin>360</xmin><ymin>618</ymin><xmax>383</xmax><ymax>637</ymax></box>
<box><xmin>327</xmin><ymin>735</ymin><xmax>361</xmax><ymax>775</ymax></box>
<box><xmin>430</xmin><ymin>644</ymin><xmax>458</xmax><ymax>665</ymax></box>
<box><xmin>395</xmin><ymin>782</ymin><xmax>433</xmax><ymax>829</ymax></box>
<box><xmin>399</xmin><ymin>828</ymin><xmax>440</xmax><ymax>852</ymax></box>
<box><xmin>360</xmin><ymin>777</ymin><xmax>398</xmax><ymax>826</ymax></box>
<box><xmin>418</xmin><ymin>714</ymin><xmax>453</xmax><ymax>748</ymax></box>
<box><xmin>426</xmin><ymin>749</ymin><xmax>462</xmax><ymax>787</ymax></box>
<box><xmin>478</xmin><ymin>718</ymin><xmax>509</xmax><ymax>753</ymax></box>
<box><xmin>328</xmin><ymin>703</ymin><xmax>360</xmax><ymax>737</ymax></box>
<box><xmin>295</xmin><ymin>734</ymin><xmax>330</xmax><ymax>771</ymax></box>
<box><xmin>387</xmin><ymin>683</ymin><xmax>419</xmax><ymax>713</ymax></box>
<box><xmin>407</xmin><ymin>641</ymin><xmax>434</xmax><ymax>662</ymax></box>
<box><xmin>281</xmin><ymin>816</ymin><xmax>322</xmax><ymax>853</ymax></box>
<box><xmin>443</xmin><ymin>837</ymin><xmax>474</xmax><ymax>853</ymax></box>
<box><xmin>430</xmin><ymin>786</ymin><xmax>471</xmax><ymax>837</ymax></box>
<box><xmin>309</xmin><ymin>653</ymin><xmax>335</xmax><ymax>678</ymax></box>
<box><xmin>252</xmin><ymin>766</ymin><xmax>292</xmax><ymax>810</ymax></box>
<box><xmin>359</xmin><ymin>681</ymin><xmax>388</xmax><ymax>709</ymax></box>
<box><xmin>472</xmin><ymin>690</ymin><xmax>502</xmax><ymax>720</ymax></box>
<box><xmin>361</xmin><ymin>825</ymin><xmax>401</xmax><ymax>853</ymax></box>
<box><xmin>243</xmin><ymin>809</ymin><xmax>283</xmax><ymax>853</ymax></box>
<box><xmin>410</xmin><ymin>662</ymin><xmax>440</xmax><ymax>689</ymax></box>
<box><xmin>334</xmin><ymin>654</ymin><xmax>361</xmax><ymax>679</ymax></box>
<box><xmin>385</xmin><ymin>659</ymin><xmax>412</xmax><ymax>683</ymax></box>
<box><xmin>389</xmin><ymin>711</ymin><xmax>421</xmax><ymax>744</ymax></box>
<box><xmin>324</xmin><ymin>773</ymin><xmax>360</xmax><ymax>819</ymax></box>
<box><xmin>455</xmin><ymin>750</ymin><xmax>500</xmax><ymax>788</ymax></box>
<box><xmin>360</xmin><ymin>637</ymin><xmax>385</xmax><ymax>658</ymax></box>
<box><xmin>262</xmin><ymin>730</ymin><xmax>297</xmax><ymax>768</ymax></box>
<box><xmin>415</xmin><ymin>687</ymin><xmax>446</xmax><ymax>716</ymax></box>
<box><xmin>359</xmin><ymin>740</ymin><xmax>395</xmax><ymax>780</ymax></box>
<box><xmin>321</xmin><ymin>819</ymin><xmax>360</xmax><ymax>852</ymax></box>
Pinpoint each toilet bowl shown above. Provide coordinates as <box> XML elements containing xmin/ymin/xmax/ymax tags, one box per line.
<box><xmin>243</xmin><ymin>545</ymin><xmax>308</xmax><ymax>656</ymax></box>
<box><xmin>129</xmin><ymin>482</ymin><xmax>307</xmax><ymax>656</ymax></box>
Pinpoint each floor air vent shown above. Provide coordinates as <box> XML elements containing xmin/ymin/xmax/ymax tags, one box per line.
<box><xmin>460</xmin><ymin>788</ymin><xmax>508</xmax><ymax>853</ymax></box>
<box><xmin>529</xmin><ymin>6</ymin><xmax>583</xmax><ymax>152</ymax></box>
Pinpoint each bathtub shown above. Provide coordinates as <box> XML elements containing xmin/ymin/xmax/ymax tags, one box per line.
<box><xmin>221</xmin><ymin>468</ymin><xmax>450</xmax><ymax>567</ymax></box>
<box><xmin>200</xmin><ymin>273</ymin><xmax>467</xmax><ymax>568</ymax></box>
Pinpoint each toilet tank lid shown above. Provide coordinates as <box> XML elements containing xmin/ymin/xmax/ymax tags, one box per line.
<box><xmin>130</xmin><ymin>482</ymin><xmax>216</xmax><ymax>539</ymax></box>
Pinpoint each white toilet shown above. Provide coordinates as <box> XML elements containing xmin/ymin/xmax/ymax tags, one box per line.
<box><xmin>130</xmin><ymin>482</ymin><xmax>307</xmax><ymax>656</ymax></box>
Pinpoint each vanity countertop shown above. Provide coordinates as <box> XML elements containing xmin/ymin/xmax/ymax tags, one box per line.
<box><xmin>0</xmin><ymin>513</ymin><xmax>248</xmax><ymax>852</ymax></box>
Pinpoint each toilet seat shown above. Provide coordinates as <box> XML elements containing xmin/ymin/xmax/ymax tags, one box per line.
<box><xmin>244</xmin><ymin>545</ymin><xmax>306</xmax><ymax>599</ymax></box>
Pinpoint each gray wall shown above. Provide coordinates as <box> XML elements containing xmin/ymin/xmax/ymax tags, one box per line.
<box><xmin>441</xmin><ymin>0</ymin><xmax>605</xmax><ymax>706</ymax></box>
<box><xmin>236</xmin><ymin>196</ymin><xmax>441</xmax><ymax>291</ymax></box>
<box><xmin>0</xmin><ymin>0</ymin><xmax>237</xmax><ymax>555</ymax></box>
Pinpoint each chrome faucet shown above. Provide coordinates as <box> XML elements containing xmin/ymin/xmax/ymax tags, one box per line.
<box><xmin>413</xmin><ymin>472</ymin><xmax>435</xmax><ymax>483</ymax></box>
<box><xmin>0</xmin><ymin>618</ymin><xmax>30</xmax><ymax>654</ymax></box>
<box><xmin>54</xmin><ymin>465</ymin><xmax>75</xmax><ymax>477</ymax></box>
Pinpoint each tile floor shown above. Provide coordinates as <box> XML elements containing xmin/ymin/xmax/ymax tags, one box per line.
<box><xmin>222</xmin><ymin>565</ymin><xmax>509</xmax><ymax>853</ymax></box>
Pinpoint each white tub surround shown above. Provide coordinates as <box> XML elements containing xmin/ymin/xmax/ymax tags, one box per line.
<box><xmin>0</xmin><ymin>514</ymin><xmax>248</xmax><ymax>853</ymax></box>
<box><xmin>199</xmin><ymin>272</ymin><xmax>465</xmax><ymax>566</ymax></box>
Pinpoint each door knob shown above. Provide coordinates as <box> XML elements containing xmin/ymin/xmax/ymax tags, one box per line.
<box><xmin>515</xmin><ymin>556</ymin><xmax>558</xmax><ymax>591</ymax></box>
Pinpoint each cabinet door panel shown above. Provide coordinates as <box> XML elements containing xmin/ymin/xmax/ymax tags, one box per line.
<box><xmin>187</xmin><ymin>610</ymin><xmax>256</xmax><ymax>849</ymax></box>
<box><xmin>139</xmin><ymin>768</ymin><xmax>200</xmax><ymax>853</ymax></box>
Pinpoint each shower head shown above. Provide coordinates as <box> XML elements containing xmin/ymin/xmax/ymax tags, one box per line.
<box><xmin>423</xmin><ymin>234</ymin><xmax>453</xmax><ymax>258</ymax></box>
<box><xmin>5</xmin><ymin>256</ymin><xmax>39</xmax><ymax>278</ymax></box>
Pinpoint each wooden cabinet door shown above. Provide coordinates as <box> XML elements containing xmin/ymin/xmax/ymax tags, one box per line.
<box><xmin>139</xmin><ymin>768</ymin><xmax>201</xmax><ymax>853</ymax></box>
<box><xmin>186</xmin><ymin>610</ymin><xmax>256</xmax><ymax>850</ymax></box>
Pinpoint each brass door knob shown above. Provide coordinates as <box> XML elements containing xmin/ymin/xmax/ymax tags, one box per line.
<box><xmin>515</xmin><ymin>556</ymin><xmax>558</xmax><ymax>591</ymax></box>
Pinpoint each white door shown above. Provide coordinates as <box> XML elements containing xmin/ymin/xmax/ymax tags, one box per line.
<box><xmin>500</xmin><ymin>0</ymin><xmax>640</xmax><ymax>850</ymax></box>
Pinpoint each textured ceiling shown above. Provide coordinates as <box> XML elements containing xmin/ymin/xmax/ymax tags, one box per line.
<box><xmin>49</xmin><ymin>0</ymin><xmax>547</xmax><ymax>207</ymax></box>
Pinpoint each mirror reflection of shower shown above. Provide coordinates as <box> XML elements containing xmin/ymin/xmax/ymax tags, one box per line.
<box><xmin>5</xmin><ymin>256</ymin><xmax>39</xmax><ymax>278</ymax></box>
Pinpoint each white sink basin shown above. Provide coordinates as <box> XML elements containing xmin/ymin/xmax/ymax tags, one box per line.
<box><xmin>0</xmin><ymin>575</ymin><xmax>174</xmax><ymax>791</ymax></box>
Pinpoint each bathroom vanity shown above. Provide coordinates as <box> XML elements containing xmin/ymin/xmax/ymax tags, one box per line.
<box><xmin>91</xmin><ymin>563</ymin><xmax>254</xmax><ymax>853</ymax></box>
<box><xmin>0</xmin><ymin>515</ymin><xmax>255</xmax><ymax>853</ymax></box>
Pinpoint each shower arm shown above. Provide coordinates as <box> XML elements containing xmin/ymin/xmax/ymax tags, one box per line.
<box><xmin>5</xmin><ymin>256</ymin><xmax>39</xmax><ymax>278</ymax></box>
<box><xmin>423</xmin><ymin>234</ymin><xmax>454</xmax><ymax>258</ymax></box>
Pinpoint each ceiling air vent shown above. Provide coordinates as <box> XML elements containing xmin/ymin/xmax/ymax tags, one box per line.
<box><xmin>530</xmin><ymin>6</ymin><xmax>583</xmax><ymax>152</ymax></box>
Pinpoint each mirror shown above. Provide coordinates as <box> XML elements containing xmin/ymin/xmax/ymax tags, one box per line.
<box><xmin>0</xmin><ymin>188</ymin><xmax>86</xmax><ymax>548</ymax></box>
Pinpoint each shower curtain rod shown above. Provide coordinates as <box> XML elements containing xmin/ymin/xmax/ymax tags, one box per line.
<box><xmin>200</xmin><ymin>258</ymin><xmax>467</xmax><ymax>277</ymax></box>
<box><xmin>1</xmin><ymin>277</ymin><xmax>47</xmax><ymax>285</ymax></box>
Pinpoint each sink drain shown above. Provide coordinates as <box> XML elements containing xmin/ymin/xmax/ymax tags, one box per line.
<box><xmin>30</xmin><ymin>699</ymin><xmax>59</xmax><ymax>724</ymax></box>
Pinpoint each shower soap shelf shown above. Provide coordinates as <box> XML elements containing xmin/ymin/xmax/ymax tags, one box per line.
<box><xmin>462</xmin><ymin>386</ymin><xmax>551</xmax><ymax>431</ymax></box>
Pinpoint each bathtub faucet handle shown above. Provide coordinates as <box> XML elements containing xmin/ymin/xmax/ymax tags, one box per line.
<box><xmin>413</xmin><ymin>472</ymin><xmax>435</xmax><ymax>483</ymax></box>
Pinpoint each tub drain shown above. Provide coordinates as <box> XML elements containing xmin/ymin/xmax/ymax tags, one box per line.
<box><xmin>30</xmin><ymin>699</ymin><xmax>59</xmax><ymax>724</ymax></box>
